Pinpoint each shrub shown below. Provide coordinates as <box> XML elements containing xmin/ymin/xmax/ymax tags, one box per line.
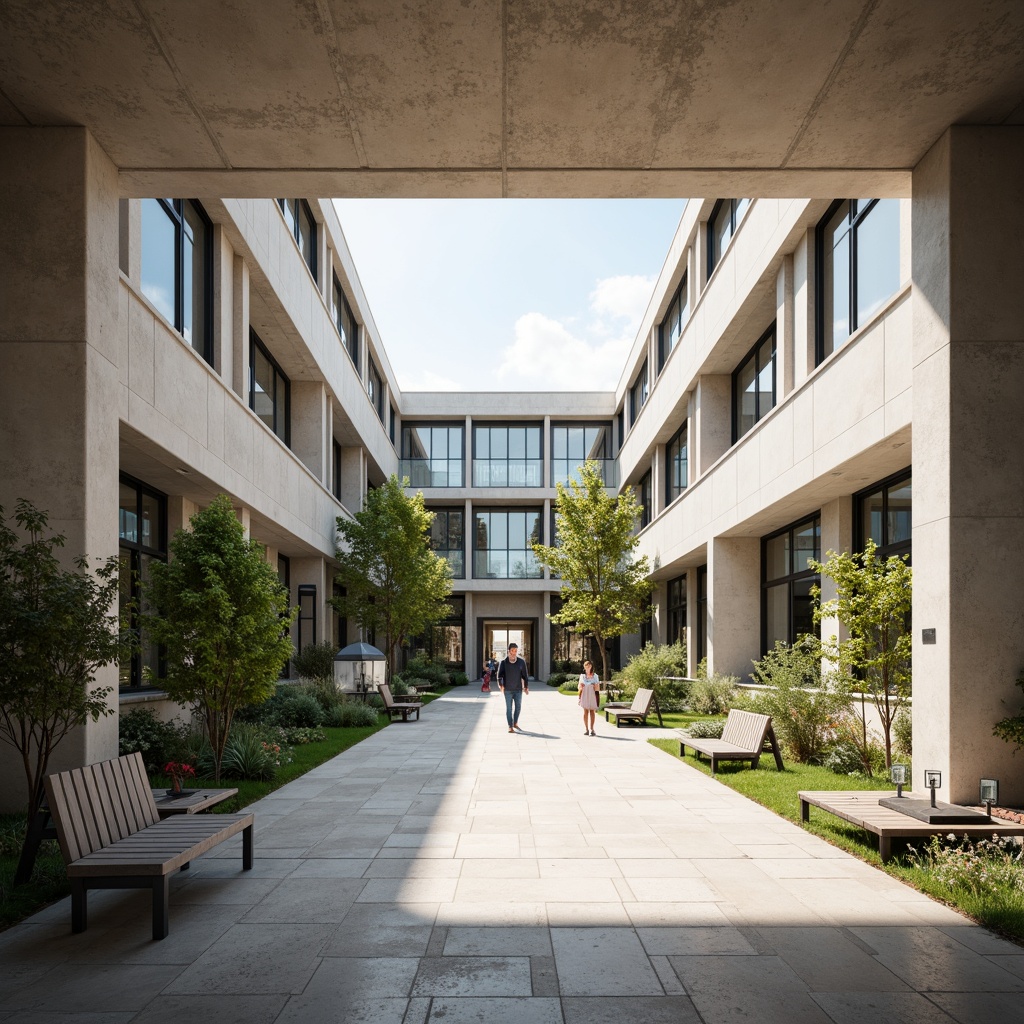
<box><xmin>277</xmin><ymin>726</ymin><xmax>325</xmax><ymax>744</ymax></box>
<box><xmin>689</xmin><ymin>660</ymin><xmax>739</xmax><ymax>715</ymax></box>
<box><xmin>301</xmin><ymin>677</ymin><xmax>344</xmax><ymax>716</ymax></box>
<box><xmin>404</xmin><ymin>655</ymin><xmax>448</xmax><ymax>688</ymax></box>
<box><xmin>893</xmin><ymin>707</ymin><xmax>912</xmax><ymax>757</ymax></box>
<box><xmin>292</xmin><ymin>641</ymin><xmax>337</xmax><ymax>683</ymax></box>
<box><xmin>622</xmin><ymin>642</ymin><xmax>687</xmax><ymax>694</ymax></box>
<box><xmin>821</xmin><ymin>741</ymin><xmax>865</xmax><ymax>775</ymax></box>
<box><xmin>118</xmin><ymin>709</ymin><xmax>188</xmax><ymax>773</ymax></box>
<box><xmin>218</xmin><ymin>722</ymin><xmax>283</xmax><ymax>781</ymax></box>
<box><xmin>390</xmin><ymin>677</ymin><xmax>411</xmax><ymax>697</ymax></box>
<box><xmin>271</xmin><ymin>692</ymin><xmax>325</xmax><ymax>728</ymax></box>
<box><xmin>684</xmin><ymin>718</ymin><xmax>725</xmax><ymax>739</ymax></box>
<box><xmin>331</xmin><ymin>700</ymin><xmax>380</xmax><ymax>727</ymax></box>
<box><xmin>749</xmin><ymin>641</ymin><xmax>849</xmax><ymax>763</ymax></box>
<box><xmin>450</xmin><ymin>671</ymin><xmax>468</xmax><ymax>686</ymax></box>
<box><xmin>547</xmin><ymin>671</ymin><xmax>570</xmax><ymax>688</ymax></box>
<box><xmin>908</xmin><ymin>834</ymin><xmax>1024</xmax><ymax>902</ymax></box>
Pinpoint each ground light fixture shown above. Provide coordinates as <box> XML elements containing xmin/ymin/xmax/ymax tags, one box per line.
<box><xmin>924</xmin><ymin>770</ymin><xmax>942</xmax><ymax>808</ymax></box>
<box><xmin>980</xmin><ymin>778</ymin><xmax>999</xmax><ymax>817</ymax></box>
<box><xmin>890</xmin><ymin>763</ymin><xmax>908</xmax><ymax>797</ymax></box>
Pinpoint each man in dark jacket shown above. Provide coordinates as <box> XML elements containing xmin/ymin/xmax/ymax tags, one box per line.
<box><xmin>497</xmin><ymin>642</ymin><xmax>529</xmax><ymax>733</ymax></box>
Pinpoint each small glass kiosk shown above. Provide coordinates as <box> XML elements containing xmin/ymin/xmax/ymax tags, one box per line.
<box><xmin>333</xmin><ymin>641</ymin><xmax>387</xmax><ymax>696</ymax></box>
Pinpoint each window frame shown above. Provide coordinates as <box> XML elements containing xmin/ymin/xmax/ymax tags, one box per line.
<box><xmin>732</xmin><ymin>322</ymin><xmax>777</xmax><ymax>443</ymax></box>
<box><xmin>667</xmin><ymin>574</ymin><xmax>687</xmax><ymax>648</ymax></box>
<box><xmin>854</xmin><ymin>467</ymin><xmax>912</xmax><ymax>562</ymax></box>
<box><xmin>140</xmin><ymin>198</ymin><xmax>214</xmax><ymax>365</ymax></box>
<box><xmin>550</xmin><ymin>422</ymin><xmax>612</xmax><ymax>486</ymax></box>
<box><xmin>401</xmin><ymin>423</ymin><xmax>465</xmax><ymax>488</ymax></box>
<box><xmin>638</xmin><ymin>470</ymin><xmax>652</xmax><ymax>529</ymax></box>
<box><xmin>249</xmin><ymin>328</ymin><xmax>291</xmax><ymax>446</ymax></box>
<box><xmin>472</xmin><ymin>423</ymin><xmax>544</xmax><ymax>488</ymax></box>
<box><xmin>472</xmin><ymin>507</ymin><xmax>543</xmax><ymax>579</ymax></box>
<box><xmin>331</xmin><ymin>273</ymin><xmax>359</xmax><ymax>366</ymax></box>
<box><xmin>658</xmin><ymin>272</ymin><xmax>689</xmax><ymax>372</ymax></box>
<box><xmin>761</xmin><ymin>512</ymin><xmax>821</xmax><ymax>655</ymax></box>
<box><xmin>368</xmin><ymin>357</ymin><xmax>384</xmax><ymax>422</ymax></box>
<box><xmin>428</xmin><ymin>506</ymin><xmax>466</xmax><ymax>579</ymax></box>
<box><xmin>707</xmin><ymin>198</ymin><xmax>750</xmax><ymax>278</ymax></box>
<box><xmin>278</xmin><ymin>198</ymin><xmax>318</xmax><ymax>282</ymax></box>
<box><xmin>629</xmin><ymin>360</ymin><xmax>649</xmax><ymax>427</ymax></box>
<box><xmin>665</xmin><ymin>422</ymin><xmax>688</xmax><ymax>506</ymax></box>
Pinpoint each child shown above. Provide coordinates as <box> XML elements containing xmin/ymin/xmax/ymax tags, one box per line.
<box><xmin>578</xmin><ymin>660</ymin><xmax>600</xmax><ymax>735</ymax></box>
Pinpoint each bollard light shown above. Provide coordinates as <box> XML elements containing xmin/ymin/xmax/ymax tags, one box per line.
<box><xmin>924</xmin><ymin>770</ymin><xmax>942</xmax><ymax>808</ymax></box>
<box><xmin>890</xmin><ymin>763</ymin><xmax>908</xmax><ymax>797</ymax></box>
<box><xmin>980</xmin><ymin>778</ymin><xmax>999</xmax><ymax>817</ymax></box>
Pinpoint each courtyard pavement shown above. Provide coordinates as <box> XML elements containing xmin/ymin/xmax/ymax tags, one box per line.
<box><xmin>2</xmin><ymin>685</ymin><xmax>1023</xmax><ymax>1024</ymax></box>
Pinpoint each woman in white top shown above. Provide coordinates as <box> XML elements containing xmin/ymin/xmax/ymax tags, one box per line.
<box><xmin>578</xmin><ymin>660</ymin><xmax>600</xmax><ymax>736</ymax></box>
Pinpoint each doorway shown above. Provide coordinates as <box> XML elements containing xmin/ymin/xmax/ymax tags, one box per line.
<box><xmin>484</xmin><ymin>621</ymin><xmax>534</xmax><ymax>675</ymax></box>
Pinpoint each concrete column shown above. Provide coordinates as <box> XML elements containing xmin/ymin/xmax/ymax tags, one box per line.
<box><xmin>912</xmin><ymin>126</ymin><xmax>1024</xmax><ymax>804</ymax></box>
<box><xmin>340</xmin><ymin>447</ymin><xmax>365</xmax><ymax>513</ymax></box>
<box><xmin>212</xmin><ymin>225</ymin><xmax>233</xmax><ymax>383</ymax></box>
<box><xmin>694</xmin><ymin>375</ymin><xmax>732</xmax><ymax>474</ymax></box>
<box><xmin>292</xmin><ymin>380</ymin><xmax>329</xmax><ymax>484</ymax></box>
<box><xmin>818</xmin><ymin>495</ymin><xmax>853</xmax><ymax>652</ymax></box>
<box><xmin>539</xmin><ymin>590</ymin><xmax>551</xmax><ymax>681</ymax></box>
<box><xmin>231</xmin><ymin>255</ymin><xmax>250</xmax><ymax>401</ymax></box>
<box><xmin>707</xmin><ymin>536</ymin><xmax>759</xmax><ymax>680</ymax></box>
<box><xmin>0</xmin><ymin>127</ymin><xmax>121</xmax><ymax>793</ymax></box>
<box><xmin>776</xmin><ymin>254</ymin><xmax>795</xmax><ymax>398</ymax></box>
<box><xmin>651</xmin><ymin>443</ymin><xmax>665</xmax><ymax>518</ymax></box>
<box><xmin>686</xmin><ymin>570</ymin><xmax>700</xmax><ymax>676</ymax></box>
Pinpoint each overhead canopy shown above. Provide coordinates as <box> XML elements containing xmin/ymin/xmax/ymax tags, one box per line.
<box><xmin>335</xmin><ymin>642</ymin><xmax>386</xmax><ymax>661</ymax></box>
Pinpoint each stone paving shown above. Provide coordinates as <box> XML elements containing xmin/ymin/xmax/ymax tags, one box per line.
<box><xmin>2</xmin><ymin>685</ymin><xmax>1023</xmax><ymax>1024</ymax></box>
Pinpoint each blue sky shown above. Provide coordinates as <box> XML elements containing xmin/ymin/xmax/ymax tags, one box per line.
<box><xmin>332</xmin><ymin>199</ymin><xmax>687</xmax><ymax>393</ymax></box>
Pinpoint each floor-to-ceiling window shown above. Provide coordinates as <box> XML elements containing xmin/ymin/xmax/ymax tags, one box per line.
<box><xmin>665</xmin><ymin>423</ymin><xmax>688</xmax><ymax>505</ymax></box>
<box><xmin>473</xmin><ymin>424</ymin><xmax>543</xmax><ymax>487</ymax></box>
<box><xmin>550</xmin><ymin>423</ymin><xmax>612</xmax><ymax>486</ymax></box>
<box><xmin>733</xmin><ymin>324</ymin><xmax>776</xmax><ymax>442</ymax></box>
<box><xmin>429</xmin><ymin>507</ymin><xmax>465</xmax><ymax>578</ymax></box>
<box><xmin>401</xmin><ymin>424</ymin><xmax>464</xmax><ymax>487</ymax></box>
<box><xmin>856</xmin><ymin>469</ymin><xmax>912</xmax><ymax>562</ymax></box>
<box><xmin>707</xmin><ymin>198</ymin><xmax>750</xmax><ymax>277</ymax></box>
<box><xmin>473</xmin><ymin>508</ymin><xmax>542</xmax><ymax>578</ymax></box>
<box><xmin>667</xmin><ymin>574</ymin><xmax>687</xmax><ymax>649</ymax></box>
<box><xmin>762</xmin><ymin>513</ymin><xmax>821</xmax><ymax>652</ymax></box>
<box><xmin>659</xmin><ymin>274</ymin><xmax>689</xmax><ymax>372</ymax></box>
<box><xmin>249</xmin><ymin>329</ymin><xmax>290</xmax><ymax>445</ymax></box>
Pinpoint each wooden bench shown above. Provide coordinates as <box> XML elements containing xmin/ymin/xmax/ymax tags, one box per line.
<box><xmin>379</xmin><ymin>682</ymin><xmax>422</xmax><ymax>721</ymax></box>
<box><xmin>45</xmin><ymin>752</ymin><xmax>254</xmax><ymax>940</ymax></box>
<box><xmin>679</xmin><ymin>708</ymin><xmax>784</xmax><ymax>775</ymax></box>
<box><xmin>604</xmin><ymin>687</ymin><xmax>663</xmax><ymax>727</ymax></box>
<box><xmin>799</xmin><ymin>790</ymin><xmax>1024</xmax><ymax>862</ymax></box>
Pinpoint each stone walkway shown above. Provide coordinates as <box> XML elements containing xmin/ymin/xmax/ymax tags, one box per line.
<box><xmin>2</xmin><ymin>686</ymin><xmax>1023</xmax><ymax>1024</ymax></box>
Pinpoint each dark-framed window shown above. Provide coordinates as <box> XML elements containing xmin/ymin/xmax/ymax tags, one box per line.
<box><xmin>278</xmin><ymin>555</ymin><xmax>291</xmax><ymax>678</ymax></box>
<box><xmin>410</xmin><ymin>595</ymin><xmax>465</xmax><ymax>671</ymax></box>
<box><xmin>140</xmin><ymin>198</ymin><xmax>213</xmax><ymax>364</ymax></box>
<box><xmin>550</xmin><ymin>594</ymin><xmax>600</xmax><ymax>669</ymax></box>
<box><xmin>696</xmin><ymin>565</ymin><xmax>707</xmax><ymax>664</ymax></box>
<box><xmin>332</xmin><ymin>273</ymin><xmax>359</xmax><ymax>365</ymax></box>
<box><xmin>333</xmin><ymin>580</ymin><xmax>347</xmax><ymax>649</ymax></box>
<box><xmin>616</xmin><ymin>407</ymin><xmax>625</xmax><ymax>451</ymax></box>
<box><xmin>473</xmin><ymin>424</ymin><xmax>543</xmax><ymax>487</ymax></box>
<box><xmin>473</xmin><ymin>508</ymin><xmax>542</xmax><ymax>578</ymax></box>
<box><xmin>762</xmin><ymin>513</ymin><xmax>821</xmax><ymax>653</ymax></box>
<box><xmin>250</xmin><ymin>329</ymin><xmax>290</xmax><ymax>445</ymax></box>
<box><xmin>368</xmin><ymin>357</ymin><xmax>384</xmax><ymax>422</ymax></box>
<box><xmin>402</xmin><ymin>424</ymin><xmax>464</xmax><ymax>487</ymax></box>
<box><xmin>638</xmin><ymin>470</ymin><xmax>652</xmax><ymax>529</ymax></box>
<box><xmin>629</xmin><ymin>360</ymin><xmax>649</xmax><ymax>426</ymax></box>
<box><xmin>817</xmin><ymin>198</ymin><xmax>900</xmax><ymax>363</ymax></box>
<box><xmin>278</xmin><ymin>198</ymin><xmax>317</xmax><ymax>281</ymax></box>
<box><xmin>550</xmin><ymin>423</ymin><xmax>612</xmax><ymax>486</ymax></box>
<box><xmin>332</xmin><ymin>439</ymin><xmax>342</xmax><ymax>501</ymax></box>
<box><xmin>856</xmin><ymin>468</ymin><xmax>911</xmax><ymax>562</ymax></box>
<box><xmin>733</xmin><ymin>323</ymin><xmax>776</xmax><ymax>442</ymax></box>
<box><xmin>297</xmin><ymin>584</ymin><xmax>317</xmax><ymax>654</ymax></box>
<box><xmin>708</xmin><ymin>198</ymin><xmax>750</xmax><ymax>278</ymax></box>
<box><xmin>389</xmin><ymin>405</ymin><xmax>396</xmax><ymax>446</ymax></box>
<box><xmin>429</xmin><ymin>507</ymin><xmax>465</xmax><ymax>578</ymax></box>
<box><xmin>665</xmin><ymin>422</ymin><xmax>688</xmax><ymax>505</ymax></box>
<box><xmin>667</xmin><ymin>574</ymin><xmax>686</xmax><ymax>648</ymax></box>
<box><xmin>119</xmin><ymin>474</ymin><xmax>167</xmax><ymax>690</ymax></box>
<box><xmin>659</xmin><ymin>273</ymin><xmax>689</xmax><ymax>371</ymax></box>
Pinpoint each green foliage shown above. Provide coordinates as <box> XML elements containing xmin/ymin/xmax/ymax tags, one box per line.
<box><xmin>534</xmin><ymin>461</ymin><xmax>655</xmax><ymax>683</ymax></box>
<box><xmin>271</xmin><ymin>692</ymin><xmax>325</xmax><ymax>728</ymax></box>
<box><xmin>330</xmin><ymin>700</ymin><xmax>381</xmax><ymax>727</ymax></box>
<box><xmin>622</xmin><ymin>642</ymin><xmax>688</xmax><ymax>710</ymax></box>
<box><xmin>278</xmin><ymin>726</ymin><xmax>325</xmax><ymax>745</ymax></box>
<box><xmin>683</xmin><ymin>718</ymin><xmax>725</xmax><ymax>739</ymax></box>
<box><xmin>145</xmin><ymin>495</ymin><xmax>295</xmax><ymax>782</ymax></box>
<box><xmin>449</xmin><ymin>671</ymin><xmax>469</xmax><ymax>687</ymax></box>
<box><xmin>994</xmin><ymin>668</ymin><xmax>1024</xmax><ymax>752</ymax></box>
<box><xmin>821</xmin><ymin>741</ymin><xmax>867</xmax><ymax>775</ymax></box>
<box><xmin>893</xmin><ymin>706</ymin><xmax>913</xmax><ymax>757</ymax></box>
<box><xmin>547</xmin><ymin>672</ymin><xmax>571</xmax><ymax>688</ymax></box>
<box><xmin>390</xmin><ymin>676</ymin><xmax>411</xmax><ymax>697</ymax></box>
<box><xmin>0</xmin><ymin>499</ymin><xmax>129</xmax><ymax>821</ymax></box>
<box><xmin>750</xmin><ymin>641</ymin><xmax>851</xmax><ymax>764</ymax></box>
<box><xmin>907</xmin><ymin>834</ymin><xmax>1024</xmax><ymax>910</ymax></box>
<box><xmin>292</xmin><ymin>641</ymin><xmax>338</xmax><ymax>683</ymax></box>
<box><xmin>332</xmin><ymin>476</ymin><xmax>453</xmax><ymax>677</ymax></box>
<box><xmin>811</xmin><ymin>539</ymin><xmax>912</xmax><ymax>769</ymax></box>
<box><xmin>217</xmin><ymin>723</ymin><xmax>284</xmax><ymax>781</ymax></box>
<box><xmin>404</xmin><ymin>654</ymin><xmax>449</xmax><ymax>688</ymax></box>
<box><xmin>118</xmin><ymin>708</ymin><xmax>188</xmax><ymax>773</ymax></box>
<box><xmin>688</xmin><ymin>660</ymin><xmax>739</xmax><ymax>714</ymax></box>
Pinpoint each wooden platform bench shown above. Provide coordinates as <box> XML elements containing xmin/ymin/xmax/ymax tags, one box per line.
<box><xmin>799</xmin><ymin>789</ymin><xmax>1024</xmax><ymax>863</ymax></box>
<box><xmin>45</xmin><ymin>752</ymin><xmax>254</xmax><ymax>940</ymax></box>
<box><xmin>679</xmin><ymin>708</ymin><xmax>783</xmax><ymax>775</ymax></box>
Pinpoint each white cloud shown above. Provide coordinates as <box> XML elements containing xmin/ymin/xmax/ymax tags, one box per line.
<box><xmin>400</xmin><ymin>368</ymin><xmax>462</xmax><ymax>391</ymax></box>
<box><xmin>495</xmin><ymin>273</ymin><xmax>655</xmax><ymax>391</ymax></box>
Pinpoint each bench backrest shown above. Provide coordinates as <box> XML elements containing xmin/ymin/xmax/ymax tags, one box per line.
<box><xmin>44</xmin><ymin>751</ymin><xmax>159</xmax><ymax>864</ymax></box>
<box><xmin>721</xmin><ymin>708</ymin><xmax>772</xmax><ymax>750</ymax></box>
<box><xmin>378</xmin><ymin>683</ymin><xmax>396</xmax><ymax>708</ymax></box>
<box><xmin>631</xmin><ymin>688</ymin><xmax>654</xmax><ymax>713</ymax></box>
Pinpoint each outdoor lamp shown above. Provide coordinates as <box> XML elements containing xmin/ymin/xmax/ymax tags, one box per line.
<box><xmin>890</xmin><ymin>763</ymin><xmax>908</xmax><ymax>797</ymax></box>
<box><xmin>980</xmin><ymin>778</ymin><xmax>999</xmax><ymax>817</ymax></box>
<box><xmin>924</xmin><ymin>770</ymin><xmax>942</xmax><ymax>808</ymax></box>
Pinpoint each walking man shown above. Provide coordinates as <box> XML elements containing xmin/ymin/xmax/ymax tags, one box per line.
<box><xmin>498</xmin><ymin>642</ymin><xmax>529</xmax><ymax>733</ymax></box>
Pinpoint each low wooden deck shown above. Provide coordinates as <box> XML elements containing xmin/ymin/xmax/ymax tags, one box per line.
<box><xmin>799</xmin><ymin>790</ymin><xmax>1024</xmax><ymax>862</ymax></box>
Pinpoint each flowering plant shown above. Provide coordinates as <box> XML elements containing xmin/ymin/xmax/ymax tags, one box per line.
<box><xmin>164</xmin><ymin>761</ymin><xmax>196</xmax><ymax>790</ymax></box>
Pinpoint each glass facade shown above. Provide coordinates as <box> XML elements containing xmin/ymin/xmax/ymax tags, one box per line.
<box><xmin>473</xmin><ymin>508</ymin><xmax>542</xmax><ymax>578</ymax></box>
<box><xmin>250</xmin><ymin>329</ymin><xmax>290</xmax><ymax>444</ymax></box>
<box><xmin>667</xmin><ymin>574</ymin><xmax>686</xmax><ymax>648</ymax></box>
<box><xmin>629</xmin><ymin>360</ymin><xmax>649</xmax><ymax>426</ymax></box>
<box><xmin>638</xmin><ymin>470</ymin><xmax>652</xmax><ymax>529</ymax></box>
<box><xmin>666</xmin><ymin>423</ymin><xmax>687</xmax><ymax>504</ymax></box>
<box><xmin>429</xmin><ymin>507</ymin><xmax>465</xmax><ymax>578</ymax></box>
<box><xmin>119</xmin><ymin>475</ymin><xmax>167</xmax><ymax>689</ymax></box>
<box><xmin>762</xmin><ymin>513</ymin><xmax>821</xmax><ymax>652</ymax></box>
<box><xmin>733</xmin><ymin>324</ymin><xmax>776</xmax><ymax>442</ymax></box>
<box><xmin>659</xmin><ymin>274</ymin><xmax>689</xmax><ymax>370</ymax></box>
<box><xmin>818</xmin><ymin>198</ymin><xmax>901</xmax><ymax>361</ymax></box>
<box><xmin>368</xmin><ymin>358</ymin><xmax>384</xmax><ymax>421</ymax></box>
<box><xmin>473</xmin><ymin>425</ymin><xmax>543</xmax><ymax>487</ymax></box>
<box><xmin>857</xmin><ymin>469</ymin><xmax>912</xmax><ymax>562</ymax></box>
<box><xmin>401</xmin><ymin>424</ymin><xmax>464</xmax><ymax>487</ymax></box>
<box><xmin>550</xmin><ymin>423</ymin><xmax>612</xmax><ymax>485</ymax></box>
<box><xmin>332</xmin><ymin>274</ymin><xmax>359</xmax><ymax>366</ymax></box>
<box><xmin>140</xmin><ymin>198</ymin><xmax>211</xmax><ymax>364</ymax></box>
<box><xmin>279</xmin><ymin>198</ymin><xmax>317</xmax><ymax>281</ymax></box>
<box><xmin>708</xmin><ymin>198</ymin><xmax>750</xmax><ymax>276</ymax></box>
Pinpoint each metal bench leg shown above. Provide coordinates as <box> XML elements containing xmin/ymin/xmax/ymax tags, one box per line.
<box><xmin>800</xmin><ymin>799</ymin><xmax>810</xmax><ymax>823</ymax></box>
<box><xmin>243</xmin><ymin>823</ymin><xmax>254</xmax><ymax>870</ymax></box>
<box><xmin>151</xmin><ymin>877</ymin><xmax>170</xmax><ymax>940</ymax></box>
<box><xmin>71</xmin><ymin>878</ymin><xmax>87</xmax><ymax>933</ymax></box>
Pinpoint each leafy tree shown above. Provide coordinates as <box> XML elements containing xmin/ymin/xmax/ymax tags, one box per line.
<box><xmin>533</xmin><ymin>460</ymin><xmax>655</xmax><ymax>683</ymax></box>
<box><xmin>0</xmin><ymin>500</ymin><xmax>128</xmax><ymax>828</ymax></box>
<box><xmin>331</xmin><ymin>476</ymin><xmax>452</xmax><ymax>677</ymax></box>
<box><xmin>145</xmin><ymin>495</ymin><xmax>295</xmax><ymax>782</ymax></box>
<box><xmin>810</xmin><ymin>539</ymin><xmax>912</xmax><ymax>770</ymax></box>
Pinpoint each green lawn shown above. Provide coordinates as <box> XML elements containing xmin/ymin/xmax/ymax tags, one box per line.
<box><xmin>650</xmin><ymin>737</ymin><xmax>1024</xmax><ymax>943</ymax></box>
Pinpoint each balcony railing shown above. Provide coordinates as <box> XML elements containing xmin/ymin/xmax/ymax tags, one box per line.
<box><xmin>472</xmin><ymin>459</ymin><xmax>543</xmax><ymax>488</ymax></box>
<box><xmin>550</xmin><ymin>458</ymin><xmax>619</xmax><ymax>489</ymax></box>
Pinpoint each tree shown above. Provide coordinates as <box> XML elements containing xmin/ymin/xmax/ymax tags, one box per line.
<box><xmin>145</xmin><ymin>495</ymin><xmax>294</xmax><ymax>782</ymax></box>
<box><xmin>0</xmin><ymin>500</ymin><xmax>127</xmax><ymax>826</ymax></box>
<box><xmin>810</xmin><ymin>539</ymin><xmax>912</xmax><ymax>770</ymax></box>
<box><xmin>331</xmin><ymin>475</ymin><xmax>452</xmax><ymax>677</ymax></box>
<box><xmin>533</xmin><ymin>461</ymin><xmax>655</xmax><ymax>683</ymax></box>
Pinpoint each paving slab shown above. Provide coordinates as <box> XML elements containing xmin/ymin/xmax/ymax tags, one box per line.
<box><xmin>3</xmin><ymin>685</ymin><xmax>1020</xmax><ymax>1023</ymax></box>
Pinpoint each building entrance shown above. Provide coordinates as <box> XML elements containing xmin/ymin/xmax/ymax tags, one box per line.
<box><xmin>484</xmin><ymin>621</ymin><xmax>534</xmax><ymax>676</ymax></box>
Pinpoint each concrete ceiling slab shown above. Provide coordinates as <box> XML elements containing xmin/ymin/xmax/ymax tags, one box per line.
<box><xmin>1</xmin><ymin>0</ymin><xmax>1022</xmax><ymax>197</ymax></box>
